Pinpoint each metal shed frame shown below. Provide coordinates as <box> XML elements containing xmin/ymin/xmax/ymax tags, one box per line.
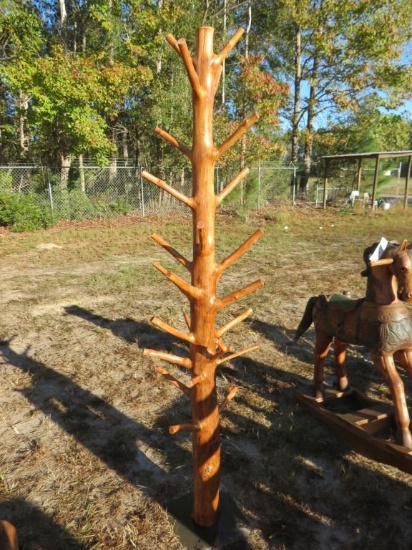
<box><xmin>321</xmin><ymin>150</ymin><xmax>412</xmax><ymax>210</ymax></box>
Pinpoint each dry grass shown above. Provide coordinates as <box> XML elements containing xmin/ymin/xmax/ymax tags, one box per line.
<box><xmin>1</xmin><ymin>205</ymin><xmax>412</xmax><ymax>549</ymax></box>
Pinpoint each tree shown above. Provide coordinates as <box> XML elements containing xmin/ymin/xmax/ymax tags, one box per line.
<box><xmin>314</xmin><ymin>104</ymin><xmax>412</xmax><ymax>159</ymax></box>
<box><xmin>0</xmin><ymin>0</ymin><xmax>44</xmax><ymax>160</ymax></box>
<box><xmin>300</xmin><ymin>0</ymin><xmax>412</xmax><ymax>189</ymax></box>
<box><xmin>1</xmin><ymin>1</ymin><xmax>157</xmax><ymax>182</ymax></box>
<box><xmin>243</xmin><ymin>0</ymin><xmax>412</xmax><ymax>189</ymax></box>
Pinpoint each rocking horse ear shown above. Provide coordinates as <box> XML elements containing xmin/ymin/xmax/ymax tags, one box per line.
<box><xmin>399</xmin><ymin>240</ymin><xmax>407</xmax><ymax>252</ymax></box>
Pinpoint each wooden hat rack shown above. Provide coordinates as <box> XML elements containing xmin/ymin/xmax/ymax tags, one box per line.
<box><xmin>142</xmin><ymin>26</ymin><xmax>263</xmax><ymax>528</ymax></box>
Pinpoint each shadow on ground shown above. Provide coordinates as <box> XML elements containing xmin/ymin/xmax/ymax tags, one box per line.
<box><xmin>2</xmin><ymin>306</ymin><xmax>412</xmax><ymax>549</ymax></box>
<box><xmin>0</xmin><ymin>499</ymin><xmax>85</xmax><ymax>550</ymax></box>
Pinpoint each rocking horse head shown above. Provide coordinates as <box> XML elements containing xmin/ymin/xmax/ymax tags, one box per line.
<box><xmin>362</xmin><ymin>239</ymin><xmax>412</xmax><ymax>304</ymax></box>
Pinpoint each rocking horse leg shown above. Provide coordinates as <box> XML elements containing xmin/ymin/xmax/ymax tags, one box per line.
<box><xmin>334</xmin><ymin>338</ymin><xmax>349</xmax><ymax>392</ymax></box>
<box><xmin>371</xmin><ymin>352</ymin><xmax>412</xmax><ymax>449</ymax></box>
<box><xmin>313</xmin><ymin>332</ymin><xmax>332</xmax><ymax>398</ymax></box>
<box><xmin>394</xmin><ymin>349</ymin><xmax>412</xmax><ymax>380</ymax></box>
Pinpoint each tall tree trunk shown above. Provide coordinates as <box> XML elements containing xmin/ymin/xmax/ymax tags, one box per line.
<box><xmin>134</xmin><ymin>123</ymin><xmax>141</xmax><ymax>169</ymax></box>
<box><xmin>122</xmin><ymin>128</ymin><xmax>129</xmax><ymax>161</ymax></box>
<box><xmin>156</xmin><ymin>0</ymin><xmax>164</xmax><ymax>73</ymax></box>
<box><xmin>79</xmin><ymin>154</ymin><xmax>86</xmax><ymax>192</ymax></box>
<box><xmin>18</xmin><ymin>90</ymin><xmax>29</xmax><ymax>159</ymax></box>
<box><xmin>108</xmin><ymin>0</ymin><xmax>114</xmax><ymax>65</ymax></box>
<box><xmin>60</xmin><ymin>154</ymin><xmax>72</xmax><ymax>194</ymax></box>
<box><xmin>221</xmin><ymin>0</ymin><xmax>227</xmax><ymax>106</ymax></box>
<box><xmin>240</xmin><ymin>2</ymin><xmax>252</xmax><ymax>204</ymax></box>
<box><xmin>244</xmin><ymin>2</ymin><xmax>251</xmax><ymax>59</ymax></box>
<box><xmin>59</xmin><ymin>0</ymin><xmax>67</xmax><ymax>25</ymax></box>
<box><xmin>300</xmin><ymin>55</ymin><xmax>319</xmax><ymax>192</ymax></box>
<box><xmin>109</xmin><ymin>125</ymin><xmax>117</xmax><ymax>183</ymax></box>
<box><xmin>59</xmin><ymin>0</ymin><xmax>68</xmax><ymax>50</ymax></box>
<box><xmin>291</xmin><ymin>24</ymin><xmax>301</xmax><ymax>164</ymax></box>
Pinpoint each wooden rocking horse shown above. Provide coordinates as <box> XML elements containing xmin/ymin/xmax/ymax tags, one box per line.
<box><xmin>295</xmin><ymin>238</ymin><xmax>412</xmax><ymax>448</ymax></box>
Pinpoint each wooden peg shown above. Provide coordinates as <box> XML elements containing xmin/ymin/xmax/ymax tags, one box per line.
<box><xmin>177</xmin><ymin>39</ymin><xmax>202</xmax><ymax>94</ymax></box>
<box><xmin>142</xmin><ymin>171</ymin><xmax>195</xmax><ymax>209</ymax></box>
<box><xmin>169</xmin><ymin>423</ymin><xmax>200</xmax><ymax>435</ymax></box>
<box><xmin>216</xmin><ymin>279</ymin><xmax>264</xmax><ymax>310</ymax></box>
<box><xmin>369</xmin><ymin>258</ymin><xmax>394</xmax><ymax>267</ymax></box>
<box><xmin>217</xmin><ymin>112</ymin><xmax>259</xmax><ymax>159</ymax></box>
<box><xmin>151</xmin><ymin>316</ymin><xmax>195</xmax><ymax>344</ymax></box>
<box><xmin>215</xmin><ymin>338</ymin><xmax>231</xmax><ymax>355</ymax></box>
<box><xmin>217</xmin><ymin>344</ymin><xmax>260</xmax><ymax>365</ymax></box>
<box><xmin>183</xmin><ymin>311</ymin><xmax>191</xmax><ymax>330</ymax></box>
<box><xmin>219</xmin><ymin>386</ymin><xmax>239</xmax><ymax>412</ymax></box>
<box><xmin>217</xmin><ymin>308</ymin><xmax>253</xmax><ymax>338</ymax></box>
<box><xmin>154</xmin><ymin>261</ymin><xmax>203</xmax><ymax>300</ymax></box>
<box><xmin>196</xmin><ymin>221</ymin><xmax>206</xmax><ymax>251</ymax></box>
<box><xmin>166</xmin><ymin>34</ymin><xmax>180</xmax><ymax>55</ymax></box>
<box><xmin>186</xmin><ymin>374</ymin><xmax>205</xmax><ymax>388</ymax></box>
<box><xmin>156</xmin><ymin>366</ymin><xmax>191</xmax><ymax>396</ymax></box>
<box><xmin>211</xmin><ymin>64</ymin><xmax>223</xmax><ymax>96</ymax></box>
<box><xmin>216</xmin><ymin>167</ymin><xmax>249</xmax><ymax>205</ymax></box>
<box><xmin>214</xmin><ymin>28</ymin><xmax>245</xmax><ymax>64</ymax></box>
<box><xmin>144</xmin><ymin>349</ymin><xmax>192</xmax><ymax>369</ymax></box>
<box><xmin>151</xmin><ymin>233</ymin><xmax>192</xmax><ymax>271</ymax></box>
<box><xmin>154</xmin><ymin>127</ymin><xmax>192</xmax><ymax>158</ymax></box>
<box><xmin>218</xmin><ymin>229</ymin><xmax>264</xmax><ymax>274</ymax></box>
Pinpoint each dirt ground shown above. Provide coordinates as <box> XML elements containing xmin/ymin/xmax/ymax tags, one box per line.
<box><xmin>1</xmin><ymin>208</ymin><xmax>412</xmax><ymax>549</ymax></box>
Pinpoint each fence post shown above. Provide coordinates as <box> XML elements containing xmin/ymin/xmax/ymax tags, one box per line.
<box><xmin>140</xmin><ymin>168</ymin><xmax>145</xmax><ymax>217</ymax></box>
<box><xmin>47</xmin><ymin>169</ymin><xmax>54</xmax><ymax>214</ymax></box>
<box><xmin>292</xmin><ymin>166</ymin><xmax>297</xmax><ymax>205</ymax></box>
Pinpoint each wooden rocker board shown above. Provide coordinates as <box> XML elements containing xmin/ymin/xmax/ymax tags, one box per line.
<box><xmin>294</xmin><ymin>387</ymin><xmax>412</xmax><ymax>474</ymax></box>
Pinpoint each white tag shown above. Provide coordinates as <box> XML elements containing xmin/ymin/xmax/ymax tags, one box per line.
<box><xmin>369</xmin><ymin>237</ymin><xmax>388</xmax><ymax>261</ymax></box>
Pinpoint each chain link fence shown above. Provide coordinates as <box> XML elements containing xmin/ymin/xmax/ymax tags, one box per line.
<box><xmin>2</xmin><ymin>159</ymin><xmax>410</xmax><ymax>226</ymax></box>
<box><xmin>0</xmin><ymin>162</ymin><xmax>302</xmax><ymax>224</ymax></box>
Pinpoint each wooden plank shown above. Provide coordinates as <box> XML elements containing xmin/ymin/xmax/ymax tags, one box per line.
<box><xmin>341</xmin><ymin>403</ymin><xmax>393</xmax><ymax>425</ymax></box>
<box><xmin>294</xmin><ymin>388</ymin><xmax>412</xmax><ymax>474</ymax></box>
<box><xmin>361</xmin><ymin>416</ymin><xmax>392</xmax><ymax>436</ymax></box>
<box><xmin>339</xmin><ymin>403</ymin><xmax>394</xmax><ymax>435</ymax></box>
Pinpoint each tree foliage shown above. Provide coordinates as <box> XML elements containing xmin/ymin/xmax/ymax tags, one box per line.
<box><xmin>0</xmin><ymin>0</ymin><xmax>411</xmax><ymax>180</ymax></box>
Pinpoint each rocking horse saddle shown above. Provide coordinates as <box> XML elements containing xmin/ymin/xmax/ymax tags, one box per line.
<box><xmin>325</xmin><ymin>294</ymin><xmax>362</xmax><ymax>312</ymax></box>
<box><xmin>358</xmin><ymin>302</ymin><xmax>412</xmax><ymax>352</ymax></box>
<box><xmin>318</xmin><ymin>295</ymin><xmax>412</xmax><ymax>351</ymax></box>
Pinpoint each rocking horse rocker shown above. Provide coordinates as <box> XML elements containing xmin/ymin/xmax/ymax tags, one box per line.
<box><xmin>295</xmin><ymin>238</ymin><xmax>412</xmax><ymax>449</ymax></box>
